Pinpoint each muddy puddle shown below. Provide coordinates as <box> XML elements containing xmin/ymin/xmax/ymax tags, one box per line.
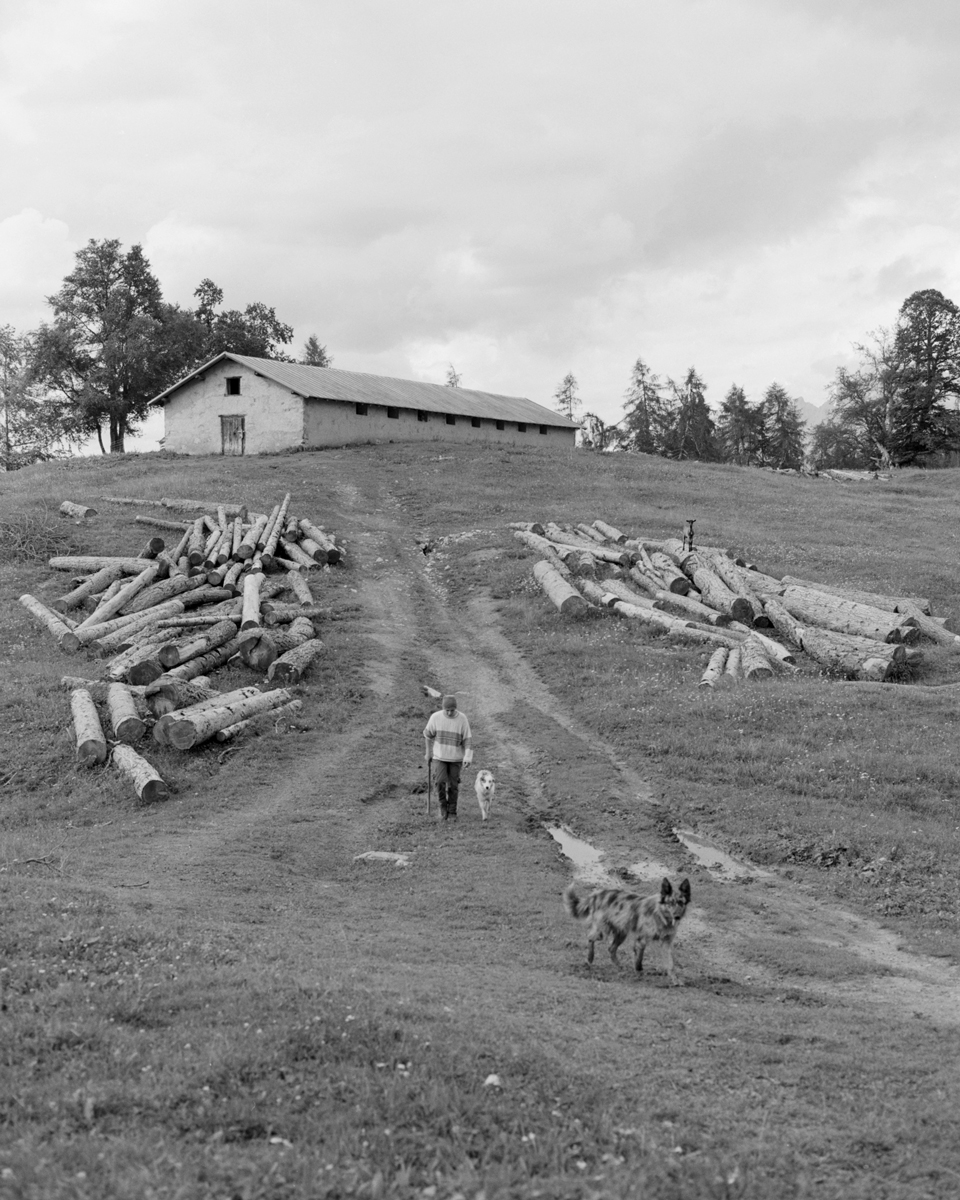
<box><xmin>547</xmin><ymin>823</ymin><xmax>770</xmax><ymax>886</ymax></box>
<box><xmin>673</xmin><ymin>827</ymin><xmax>772</xmax><ymax>881</ymax></box>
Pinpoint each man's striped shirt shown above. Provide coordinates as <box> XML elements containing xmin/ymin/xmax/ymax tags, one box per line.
<box><xmin>424</xmin><ymin>710</ymin><xmax>472</xmax><ymax>762</ymax></box>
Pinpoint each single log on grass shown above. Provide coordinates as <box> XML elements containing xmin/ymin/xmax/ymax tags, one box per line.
<box><xmin>780</xmin><ymin>585</ymin><xmax>918</xmax><ymax>644</ymax></box>
<box><xmin>113</xmin><ymin>640</ymin><xmax>169</xmax><ymax>686</ymax></box>
<box><xmin>158</xmin><ymin>619</ymin><xmax>239</xmax><ymax>669</ymax></box>
<box><xmin>740</xmin><ymin>636</ymin><xmax>774</xmax><ymax>680</ymax></box>
<box><xmin>724</xmin><ymin>646</ymin><xmax>743</xmax><ymax>684</ymax></box>
<box><xmin>533</xmin><ymin>560</ymin><xmax>589</xmax><ymax>614</ymax></box>
<box><xmin>185</xmin><ymin>517</ymin><xmax>207</xmax><ymax>565</ymax></box>
<box><xmin>145</xmin><ymin>675</ymin><xmax>221</xmax><ymax>718</ymax></box>
<box><xmin>652</xmin><ymin>589</ymin><xmax>730</xmax><ymax>626</ymax></box>
<box><xmin>134</xmin><ymin>514</ymin><xmax>191</xmax><ymax>532</ymax></box>
<box><xmin>49</xmin><ymin>556</ymin><xmax>153</xmax><ymax>573</ymax></box>
<box><xmin>238</xmin><ymin>627</ymin><xmax>279</xmax><ymax>671</ymax></box>
<box><xmin>760</xmin><ymin>596</ymin><xmax>806</xmax><ymax>649</ymax></box>
<box><xmin>592</xmin><ymin>519</ymin><xmax>626</xmax><ymax>543</ymax></box>
<box><xmin>167</xmin><ymin>687</ymin><xmax>296</xmax><ymax>749</ymax></box>
<box><xmin>512</xmin><ymin>529</ymin><xmax>574</xmax><ymax>574</ymax></box>
<box><xmin>80</xmin><ymin>598</ymin><xmax>188</xmax><ymax>649</ymax></box>
<box><xmin>601</xmin><ymin>579</ymin><xmax>654</xmax><ymax>607</ymax></box>
<box><xmin>122</xmin><ymin>573</ymin><xmax>207</xmax><ymax>614</ymax></box>
<box><xmin>265</xmin><ymin>638</ymin><xmax>324</xmax><ymax>684</ymax></box>
<box><xmin>649</xmin><ymin>552</ymin><xmax>692</xmax><ymax>595</ymax></box>
<box><xmin>241</xmin><ymin>571</ymin><xmax>263</xmax><ymax>630</ymax></box>
<box><xmin>19</xmin><ymin>594</ymin><xmax>81</xmax><ymax>651</ymax></box>
<box><xmin>59</xmin><ymin>500</ymin><xmax>97</xmax><ymax>521</ymax></box>
<box><xmin>797</xmin><ymin>624</ymin><xmax>904</xmax><ymax>679</ymax></box>
<box><xmin>110</xmin><ymin>744</ymin><xmax>169</xmax><ymax>803</ymax></box>
<box><xmin>699</xmin><ymin>646</ymin><xmax>728</xmax><ymax>687</ymax></box>
<box><xmin>610</xmin><ymin>601</ymin><xmax>688</xmax><ymax>633</ymax></box>
<box><xmin>780</xmin><ymin>576</ymin><xmax>931</xmax><ymax>616</ymax></box>
<box><xmin>237</xmin><ymin>514</ymin><xmax>269</xmax><ymax>560</ymax></box>
<box><xmin>277</xmin><ymin>537</ymin><xmax>317</xmax><ymax>570</ymax></box>
<box><xmin>690</xmin><ymin>566</ymin><xmax>754</xmax><ymax>624</ymax></box>
<box><xmin>287</xmin><ymin>570</ymin><xmax>314</xmax><ymax>607</ymax></box>
<box><xmin>71</xmin><ymin>688</ymin><xmax>107</xmax><ymax>766</ymax></box>
<box><xmin>163</xmin><ymin>634</ymin><xmax>244</xmax><ymax>682</ymax></box>
<box><xmin>135</xmin><ymin>536</ymin><xmax>166</xmax><ymax>560</ymax></box>
<box><xmin>576</xmin><ymin>579</ymin><xmax>613</xmax><ymax>606</ymax></box>
<box><xmin>895</xmin><ymin>600</ymin><xmax>960</xmax><ymax>649</ymax></box>
<box><xmin>575</xmin><ymin>522</ymin><xmax>607</xmax><ymax>544</ymax></box>
<box><xmin>215</xmin><ymin>698</ymin><xmax>303</xmax><ymax>741</ymax></box>
<box><xmin>298</xmin><ymin>518</ymin><xmax>342</xmax><ymax>563</ymax></box>
<box><xmin>699</xmin><ymin>553</ymin><xmax>769</xmax><ymax>626</ymax></box>
<box><xmin>77</xmin><ymin>563</ymin><xmax>163</xmax><ymax>630</ymax></box>
<box><xmin>107</xmin><ymin>682</ymin><xmax>146</xmax><ymax>743</ymax></box>
<box><xmin>262</xmin><ymin>602</ymin><xmax>328</xmax><ymax>626</ymax></box>
<box><xmin>54</xmin><ymin>564</ymin><xmax>126</xmax><ymax>612</ymax></box>
<box><xmin>153</xmin><ymin>685</ymin><xmax>261</xmax><ymax>745</ymax></box>
<box><xmin>542</xmin><ymin>524</ymin><xmax>632</xmax><ymax>566</ymax></box>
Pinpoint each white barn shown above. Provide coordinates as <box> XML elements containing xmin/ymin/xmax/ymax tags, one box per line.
<box><xmin>149</xmin><ymin>353</ymin><xmax>579</xmax><ymax>455</ymax></box>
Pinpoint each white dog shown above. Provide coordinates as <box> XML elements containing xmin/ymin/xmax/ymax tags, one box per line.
<box><xmin>474</xmin><ymin>769</ymin><xmax>495</xmax><ymax>821</ymax></box>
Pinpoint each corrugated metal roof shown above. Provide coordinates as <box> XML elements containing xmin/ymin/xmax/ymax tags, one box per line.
<box><xmin>150</xmin><ymin>352</ymin><xmax>579</xmax><ymax>429</ymax></box>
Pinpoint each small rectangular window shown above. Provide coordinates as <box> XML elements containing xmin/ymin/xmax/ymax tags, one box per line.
<box><xmin>445</xmin><ymin>414</ymin><xmax>456</xmax><ymax>425</ymax></box>
<box><xmin>356</xmin><ymin>402</ymin><xmax>368</xmax><ymax>415</ymax></box>
<box><xmin>471</xmin><ymin>417</ymin><xmax>481</xmax><ymax>428</ymax></box>
<box><xmin>495</xmin><ymin>420</ymin><xmax>505</xmax><ymax>431</ymax></box>
<box><xmin>417</xmin><ymin>410</ymin><xmax>429</xmax><ymax>422</ymax></box>
<box><xmin>517</xmin><ymin>422</ymin><xmax>527</xmax><ymax>433</ymax></box>
<box><xmin>539</xmin><ymin>425</ymin><xmax>548</xmax><ymax>435</ymax></box>
<box><xmin>387</xmin><ymin>407</ymin><xmax>399</xmax><ymax>419</ymax></box>
<box><xmin>226</xmin><ymin>376</ymin><xmax>241</xmax><ymax>396</ymax></box>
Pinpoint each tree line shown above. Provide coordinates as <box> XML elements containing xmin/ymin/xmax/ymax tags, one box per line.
<box><xmin>553</xmin><ymin>289</ymin><xmax>960</xmax><ymax>471</ymax></box>
<box><xmin>0</xmin><ymin>238</ymin><xmax>330</xmax><ymax>467</ymax></box>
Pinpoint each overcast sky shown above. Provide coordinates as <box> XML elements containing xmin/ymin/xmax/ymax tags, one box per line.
<box><xmin>3</xmin><ymin>0</ymin><xmax>960</xmax><ymax>449</ymax></box>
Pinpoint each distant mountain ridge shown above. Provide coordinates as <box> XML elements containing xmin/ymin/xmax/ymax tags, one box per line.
<box><xmin>795</xmin><ymin>397</ymin><xmax>830</xmax><ymax>428</ymax></box>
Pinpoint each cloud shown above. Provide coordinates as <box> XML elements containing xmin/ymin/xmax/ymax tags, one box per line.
<box><xmin>0</xmin><ymin>209</ymin><xmax>74</xmax><ymax>328</ymax></box>
<box><xmin>3</xmin><ymin>0</ymin><xmax>960</xmax><ymax>439</ymax></box>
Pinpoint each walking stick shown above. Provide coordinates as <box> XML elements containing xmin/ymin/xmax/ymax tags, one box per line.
<box><xmin>426</xmin><ymin>758</ymin><xmax>432</xmax><ymax>816</ymax></box>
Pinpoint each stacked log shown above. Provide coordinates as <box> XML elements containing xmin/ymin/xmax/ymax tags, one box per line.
<box><xmin>514</xmin><ymin>515</ymin><xmax>956</xmax><ymax>688</ymax></box>
<box><xmin>533</xmin><ymin>560</ymin><xmax>589</xmax><ymax>614</ymax></box>
<box><xmin>779</xmin><ymin>586</ymin><xmax>919</xmax><ymax>645</ymax></box>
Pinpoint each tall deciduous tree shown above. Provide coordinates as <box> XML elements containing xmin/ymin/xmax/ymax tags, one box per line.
<box><xmin>0</xmin><ymin>327</ymin><xmax>75</xmax><ymax>469</ymax></box>
<box><xmin>189</xmin><ymin>278</ymin><xmax>294</xmax><ymax>364</ymax></box>
<box><xmin>33</xmin><ymin>239</ymin><xmax>169</xmax><ymax>453</ymax></box>
<box><xmin>553</xmin><ymin>372</ymin><xmax>581</xmax><ymax>420</ymax></box>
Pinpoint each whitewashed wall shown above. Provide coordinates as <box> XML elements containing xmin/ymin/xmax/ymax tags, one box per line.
<box><xmin>303</xmin><ymin>398</ymin><xmax>576</xmax><ymax>449</ymax></box>
<box><xmin>159</xmin><ymin>362</ymin><xmax>304</xmax><ymax>455</ymax></box>
<box><xmin>159</xmin><ymin>365</ymin><xmax>577</xmax><ymax>454</ymax></box>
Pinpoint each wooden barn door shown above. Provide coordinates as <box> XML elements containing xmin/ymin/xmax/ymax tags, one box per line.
<box><xmin>220</xmin><ymin>415</ymin><xmax>245</xmax><ymax>455</ymax></box>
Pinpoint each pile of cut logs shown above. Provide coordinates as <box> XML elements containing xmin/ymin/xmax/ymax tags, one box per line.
<box><xmin>512</xmin><ymin>519</ymin><xmax>957</xmax><ymax>686</ymax></box>
<box><xmin>19</xmin><ymin>493</ymin><xmax>342</xmax><ymax>803</ymax></box>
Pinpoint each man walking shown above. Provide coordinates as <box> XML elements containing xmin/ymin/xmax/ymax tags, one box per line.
<box><xmin>423</xmin><ymin>694</ymin><xmax>472</xmax><ymax>821</ymax></box>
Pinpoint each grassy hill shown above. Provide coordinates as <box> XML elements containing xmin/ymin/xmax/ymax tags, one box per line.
<box><xmin>3</xmin><ymin>442</ymin><xmax>960</xmax><ymax>1199</ymax></box>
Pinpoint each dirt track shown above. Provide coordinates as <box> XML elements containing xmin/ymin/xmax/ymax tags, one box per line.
<box><xmin>81</xmin><ymin>478</ymin><xmax>960</xmax><ymax>1048</ymax></box>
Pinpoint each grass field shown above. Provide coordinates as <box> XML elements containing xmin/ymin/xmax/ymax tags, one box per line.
<box><xmin>3</xmin><ymin>442</ymin><xmax>960</xmax><ymax>1199</ymax></box>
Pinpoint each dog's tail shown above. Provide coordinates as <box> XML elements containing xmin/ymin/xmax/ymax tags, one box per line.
<box><xmin>563</xmin><ymin>884</ymin><xmax>584</xmax><ymax>920</ymax></box>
